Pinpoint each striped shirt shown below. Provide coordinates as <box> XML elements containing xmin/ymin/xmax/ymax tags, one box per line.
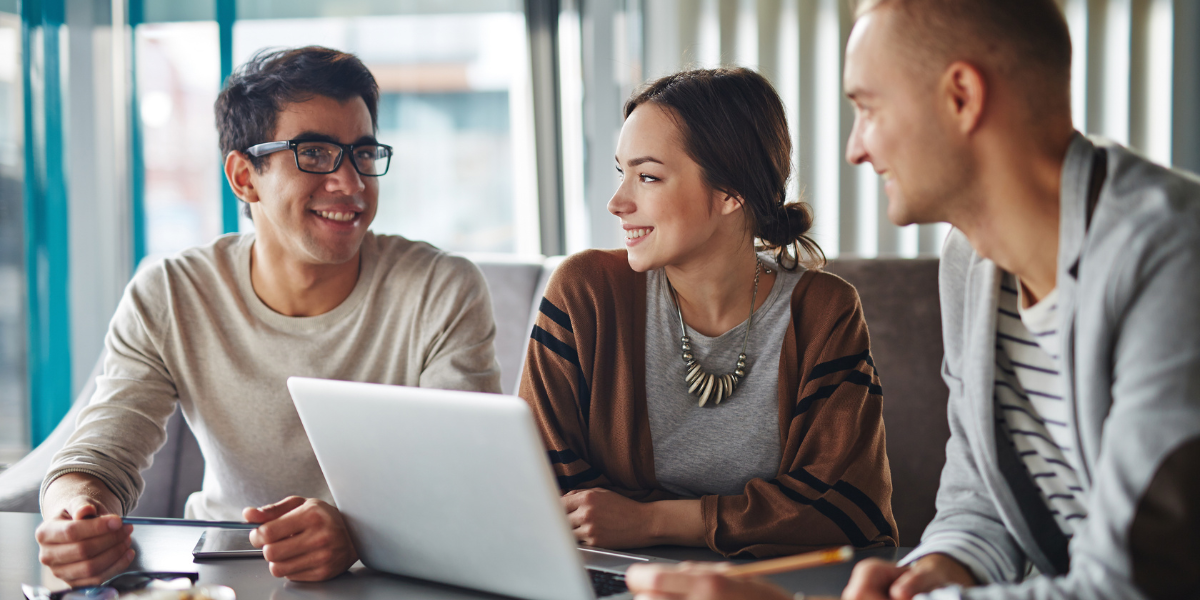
<box><xmin>995</xmin><ymin>274</ymin><xmax>1088</xmax><ymax>537</ymax></box>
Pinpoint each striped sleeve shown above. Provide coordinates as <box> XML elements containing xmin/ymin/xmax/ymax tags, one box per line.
<box><xmin>701</xmin><ymin>272</ymin><xmax>898</xmax><ymax>557</ymax></box>
<box><xmin>520</xmin><ymin>293</ymin><xmax>607</xmax><ymax>492</ymax></box>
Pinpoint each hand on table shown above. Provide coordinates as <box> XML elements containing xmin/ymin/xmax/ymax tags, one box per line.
<box><xmin>842</xmin><ymin>555</ymin><xmax>977</xmax><ymax>600</ymax></box>
<box><xmin>36</xmin><ymin>497</ymin><xmax>136</xmax><ymax>587</ymax></box>
<box><xmin>36</xmin><ymin>473</ymin><xmax>135</xmax><ymax>587</ymax></box>
<box><xmin>244</xmin><ymin>496</ymin><xmax>358</xmax><ymax>581</ymax></box>
<box><xmin>560</xmin><ymin>488</ymin><xmax>657</xmax><ymax>548</ymax></box>
<box><xmin>624</xmin><ymin>562</ymin><xmax>794</xmax><ymax>600</ymax></box>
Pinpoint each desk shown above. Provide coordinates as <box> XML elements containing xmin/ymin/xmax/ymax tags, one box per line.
<box><xmin>2</xmin><ymin>512</ymin><xmax>909</xmax><ymax>599</ymax></box>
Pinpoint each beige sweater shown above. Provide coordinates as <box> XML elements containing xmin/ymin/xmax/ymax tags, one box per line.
<box><xmin>43</xmin><ymin>232</ymin><xmax>501</xmax><ymax>520</ymax></box>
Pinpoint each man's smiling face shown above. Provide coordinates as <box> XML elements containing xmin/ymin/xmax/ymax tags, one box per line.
<box><xmin>247</xmin><ymin>94</ymin><xmax>379</xmax><ymax>266</ymax></box>
<box><xmin>843</xmin><ymin>6</ymin><xmax>974</xmax><ymax>226</ymax></box>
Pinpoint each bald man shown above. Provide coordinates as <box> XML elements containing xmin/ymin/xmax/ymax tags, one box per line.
<box><xmin>623</xmin><ymin>1</ymin><xmax>1200</xmax><ymax>599</ymax></box>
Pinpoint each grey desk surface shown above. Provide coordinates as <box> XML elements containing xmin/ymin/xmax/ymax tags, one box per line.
<box><xmin>1</xmin><ymin>512</ymin><xmax>910</xmax><ymax>599</ymax></box>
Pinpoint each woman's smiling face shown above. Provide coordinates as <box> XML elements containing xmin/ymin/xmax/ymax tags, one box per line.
<box><xmin>608</xmin><ymin>103</ymin><xmax>735</xmax><ymax>273</ymax></box>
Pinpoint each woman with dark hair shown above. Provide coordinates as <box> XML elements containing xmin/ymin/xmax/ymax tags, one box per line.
<box><xmin>519</xmin><ymin>67</ymin><xmax>896</xmax><ymax>557</ymax></box>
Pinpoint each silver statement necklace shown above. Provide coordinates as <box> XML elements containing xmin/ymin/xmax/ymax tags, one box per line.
<box><xmin>666</xmin><ymin>258</ymin><xmax>770</xmax><ymax>407</ymax></box>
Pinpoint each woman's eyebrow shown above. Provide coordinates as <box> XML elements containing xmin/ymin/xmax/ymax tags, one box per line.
<box><xmin>619</xmin><ymin>156</ymin><xmax>664</xmax><ymax>167</ymax></box>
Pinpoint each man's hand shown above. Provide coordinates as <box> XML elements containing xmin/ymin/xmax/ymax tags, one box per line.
<box><xmin>244</xmin><ymin>496</ymin><xmax>358</xmax><ymax>582</ymax></box>
<box><xmin>36</xmin><ymin>474</ymin><xmax>135</xmax><ymax>587</ymax></box>
<box><xmin>843</xmin><ymin>555</ymin><xmax>977</xmax><ymax>600</ymax></box>
<box><xmin>624</xmin><ymin>563</ymin><xmax>793</xmax><ymax>600</ymax></box>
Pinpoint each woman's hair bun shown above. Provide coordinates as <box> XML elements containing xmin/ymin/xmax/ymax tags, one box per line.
<box><xmin>757</xmin><ymin>201</ymin><xmax>813</xmax><ymax>247</ymax></box>
<box><xmin>754</xmin><ymin>198</ymin><xmax>823</xmax><ymax>270</ymax></box>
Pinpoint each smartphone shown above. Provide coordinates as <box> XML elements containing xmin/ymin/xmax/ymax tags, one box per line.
<box><xmin>191</xmin><ymin>528</ymin><xmax>264</xmax><ymax>560</ymax></box>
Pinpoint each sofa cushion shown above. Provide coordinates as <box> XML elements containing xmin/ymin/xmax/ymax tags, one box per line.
<box><xmin>463</xmin><ymin>254</ymin><xmax>546</xmax><ymax>395</ymax></box>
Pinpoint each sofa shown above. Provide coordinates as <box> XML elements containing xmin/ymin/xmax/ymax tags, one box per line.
<box><xmin>0</xmin><ymin>255</ymin><xmax>949</xmax><ymax>544</ymax></box>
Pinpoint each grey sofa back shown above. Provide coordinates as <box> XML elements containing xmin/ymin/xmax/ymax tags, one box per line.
<box><xmin>825</xmin><ymin>259</ymin><xmax>948</xmax><ymax>545</ymax></box>
<box><xmin>0</xmin><ymin>256</ymin><xmax>949</xmax><ymax>544</ymax></box>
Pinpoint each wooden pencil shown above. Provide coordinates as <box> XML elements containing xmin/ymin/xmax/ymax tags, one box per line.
<box><xmin>723</xmin><ymin>545</ymin><xmax>855</xmax><ymax>578</ymax></box>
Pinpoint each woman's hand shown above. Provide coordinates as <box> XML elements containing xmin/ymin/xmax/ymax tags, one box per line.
<box><xmin>562</xmin><ymin>489</ymin><xmax>704</xmax><ymax>549</ymax></box>
<box><xmin>563</xmin><ymin>488</ymin><xmax>656</xmax><ymax>548</ymax></box>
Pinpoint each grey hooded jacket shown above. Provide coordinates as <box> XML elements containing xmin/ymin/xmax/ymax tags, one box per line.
<box><xmin>904</xmin><ymin>134</ymin><xmax>1200</xmax><ymax>599</ymax></box>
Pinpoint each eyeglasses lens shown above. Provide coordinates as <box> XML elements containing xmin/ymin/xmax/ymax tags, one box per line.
<box><xmin>294</xmin><ymin>142</ymin><xmax>390</xmax><ymax>175</ymax></box>
<box><xmin>295</xmin><ymin>142</ymin><xmax>341</xmax><ymax>173</ymax></box>
<box><xmin>350</xmin><ymin>145</ymin><xmax>390</xmax><ymax>175</ymax></box>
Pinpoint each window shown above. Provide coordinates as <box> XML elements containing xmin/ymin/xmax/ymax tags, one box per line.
<box><xmin>232</xmin><ymin>4</ymin><xmax>539</xmax><ymax>254</ymax></box>
<box><xmin>136</xmin><ymin>22</ymin><xmax>224</xmax><ymax>257</ymax></box>
<box><xmin>0</xmin><ymin>7</ymin><xmax>25</xmax><ymax>466</ymax></box>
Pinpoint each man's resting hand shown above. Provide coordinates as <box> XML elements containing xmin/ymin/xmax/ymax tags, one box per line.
<box><xmin>843</xmin><ymin>555</ymin><xmax>977</xmax><ymax>600</ymax></box>
<box><xmin>245</xmin><ymin>496</ymin><xmax>358</xmax><ymax>581</ymax></box>
<box><xmin>36</xmin><ymin>473</ymin><xmax>136</xmax><ymax>587</ymax></box>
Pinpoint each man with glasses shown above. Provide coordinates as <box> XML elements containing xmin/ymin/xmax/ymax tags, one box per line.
<box><xmin>35</xmin><ymin>46</ymin><xmax>501</xmax><ymax>585</ymax></box>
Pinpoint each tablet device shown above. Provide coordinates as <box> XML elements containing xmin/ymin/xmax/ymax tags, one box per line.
<box><xmin>191</xmin><ymin>529</ymin><xmax>263</xmax><ymax>560</ymax></box>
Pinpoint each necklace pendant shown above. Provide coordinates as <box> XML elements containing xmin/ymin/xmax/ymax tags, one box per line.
<box><xmin>667</xmin><ymin>259</ymin><xmax>762</xmax><ymax>408</ymax></box>
<box><xmin>684</xmin><ymin>357</ymin><xmax>744</xmax><ymax>407</ymax></box>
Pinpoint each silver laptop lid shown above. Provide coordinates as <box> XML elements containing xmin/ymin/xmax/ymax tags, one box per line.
<box><xmin>287</xmin><ymin>377</ymin><xmax>593</xmax><ymax>600</ymax></box>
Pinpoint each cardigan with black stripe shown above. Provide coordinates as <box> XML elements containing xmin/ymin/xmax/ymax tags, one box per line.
<box><xmin>518</xmin><ymin>249</ymin><xmax>898</xmax><ymax>558</ymax></box>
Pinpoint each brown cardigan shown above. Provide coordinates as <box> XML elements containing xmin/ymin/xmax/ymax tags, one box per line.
<box><xmin>519</xmin><ymin>249</ymin><xmax>897</xmax><ymax>557</ymax></box>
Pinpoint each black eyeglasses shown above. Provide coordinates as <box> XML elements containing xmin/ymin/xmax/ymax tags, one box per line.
<box><xmin>246</xmin><ymin>139</ymin><xmax>393</xmax><ymax>176</ymax></box>
<box><xmin>22</xmin><ymin>571</ymin><xmax>199</xmax><ymax>600</ymax></box>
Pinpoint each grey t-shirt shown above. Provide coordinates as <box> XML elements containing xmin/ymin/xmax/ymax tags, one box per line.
<box><xmin>644</xmin><ymin>255</ymin><xmax>806</xmax><ymax>497</ymax></box>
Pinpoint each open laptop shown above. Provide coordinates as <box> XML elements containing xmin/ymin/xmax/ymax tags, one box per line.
<box><xmin>287</xmin><ymin>377</ymin><xmax>674</xmax><ymax>600</ymax></box>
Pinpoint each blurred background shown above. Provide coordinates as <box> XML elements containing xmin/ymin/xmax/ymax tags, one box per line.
<box><xmin>2</xmin><ymin>0</ymin><xmax>1199</xmax><ymax>466</ymax></box>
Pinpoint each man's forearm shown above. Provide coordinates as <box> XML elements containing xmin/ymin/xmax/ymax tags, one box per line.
<box><xmin>42</xmin><ymin>472</ymin><xmax>124</xmax><ymax>518</ymax></box>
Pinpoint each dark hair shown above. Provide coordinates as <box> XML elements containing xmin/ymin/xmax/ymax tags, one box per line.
<box><xmin>215</xmin><ymin>46</ymin><xmax>380</xmax><ymax>217</ymax></box>
<box><xmin>624</xmin><ymin>67</ymin><xmax>823</xmax><ymax>270</ymax></box>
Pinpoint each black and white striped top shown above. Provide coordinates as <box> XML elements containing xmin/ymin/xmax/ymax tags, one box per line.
<box><xmin>995</xmin><ymin>274</ymin><xmax>1088</xmax><ymax>537</ymax></box>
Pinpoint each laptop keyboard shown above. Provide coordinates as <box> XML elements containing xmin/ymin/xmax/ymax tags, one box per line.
<box><xmin>588</xmin><ymin>569</ymin><xmax>629</xmax><ymax>597</ymax></box>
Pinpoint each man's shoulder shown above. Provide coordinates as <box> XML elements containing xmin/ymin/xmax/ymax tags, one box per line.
<box><xmin>1095</xmin><ymin>142</ymin><xmax>1200</xmax><ymax>245</ymax></box>
<box><xmin>127</xmin><ymin>233</ymin><xmax>248</xmax><ymax>299</ymax></box>
<box><xmin>369</xmin><ymin>233</ymin><xmax>487</xmax><ymax>293</ymax></box>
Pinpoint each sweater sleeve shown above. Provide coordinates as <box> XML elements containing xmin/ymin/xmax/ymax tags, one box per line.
<box><xmin>700</xmin><ymin>271</ymin><xmax>898</xmax><ymax>558</ymax></box>
<box><xmin>416</xmin><ymin>254</ymin><xmax>502</xmax><ymax>394</ymax></box>
<box><xmin>900</xmin><ymin>357</ymin><xmax>1026</xmax><ymax>585</ymax></box>
<box><xmin>41</xmin><ymin>263</ymin><xmax>179</xmax><ymax>516</ymax></box>
<box><xmin>901</xmin><ymin>232</ymin><xmax>1027</xmax><ymax>585</ymax></box>
<box><xmin>518</xmin><ymin>253</ymin><xmax>676</xmax><ymax>502</ymax></box>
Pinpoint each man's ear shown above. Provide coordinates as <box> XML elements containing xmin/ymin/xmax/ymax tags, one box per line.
<box><xmin>224</xmin><ymin>151</ymin><xmax>259</xmax><ymax>204</ymax></box>
<box><xmin>941</xmin><ymin>60</ymin><xmax>987</xmax><ymax>135</ymax></box>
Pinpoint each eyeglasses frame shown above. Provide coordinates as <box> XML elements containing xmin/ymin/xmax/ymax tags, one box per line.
<box><xmin>245</xmin><ymin>139</ymin><xmax>393</xmax><ymax>177</ymax></box>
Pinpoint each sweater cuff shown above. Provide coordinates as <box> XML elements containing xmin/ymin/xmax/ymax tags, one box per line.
<box><xmin>902</xmin><ymin>531</ymin><xmax>1020</xmax><ymax>585</ymax></box>
<box><xmin>40</xmin><ymin>467</ymin><xmax>132</xmax><ymax>516</ymax></box>
<box><xmin>700</xmin><ymin>494</ymin><xmax>722</xmax><ymax>555</ymax></box>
